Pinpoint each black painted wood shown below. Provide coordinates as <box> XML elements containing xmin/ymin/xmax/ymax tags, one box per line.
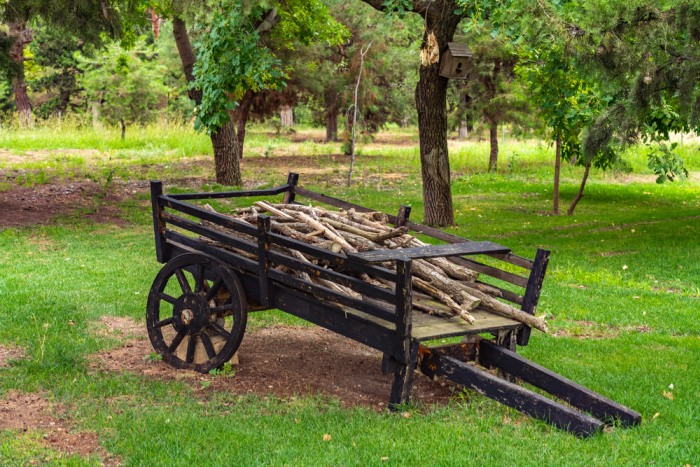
<box><xmin>168</xmin><ymin>184</ymin><xmax>291</xmax><ymax>200</ymax></box>
<box><xmin>160</xmin><ymin>196</ymin><xmax>258</xmax><ymax>237</ymax></box>
<box><xmin>164</xmin><ymin>232</ymin><xmax>258</xmax><ymax>274</ymax></box>
<box><xmin>394</xmin><ymin>205</ymin><xmax>411</xmax><ymax>228</ymax></box>
<box><xmin>269</xmin><ymin>284</ymin><xmax>396</xmax><ymax>355</ymax></box>
<box><xmin>269</xmin><ymin>232</ymin><xmax>397</xmax><ymax>282</ymax></box>
<box><xmin>267</xmin><ymin>251</ymin><xmax>396</xmax><ymax>302</ymax></box>
<box><xmin>267</xmin><ymin>269</ymin><xmax>396</xmax><ymax>322</ymax></box>
<box><xmin>418</xmin><ymin>347</ymin><xmax>605</xmax><ymax>437</ymax></box>
<box><xmin>349</xmin><ymin>241</ymin><xmax>511</xmax><ymax>264</ymax></box>
<box><xmin>150</xmin><ymin>181</ymin><xmax>168</xmax><ymax>263</ymax></box>
<box><xmin>257</xmin><ymin>215</ymin><xmax>271</xmax><ymax>308</ymax></box>
<box><xmin>160</xmin><ymin>212</ymin><xmax>258</xmax><ymax>255</ymax></box>
<box><xmin>478</xmin><ymin>340</ymin><xmax>642</xmax><ymax>427</ymax></box>
<box><xmin>517</xmin><ymin>248</ymin><xmax>551</xmax><ymax>346</ymax></box>
<box><xmin>282</xmin><ymin>172</ymin><xmax>299</xmax><ymax>204</ymax></box>
<box><xmin>388</xmin><ymin>341</ymin><xmax>419</xmax><ymax>410</ymax></box>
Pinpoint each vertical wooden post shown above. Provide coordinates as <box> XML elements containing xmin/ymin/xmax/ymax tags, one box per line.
<box><xmin>517</xmin><ymin>249</ymin><xmax>550</xmax><ymax>346</ymax></box>
<box><xmin>388</xmin><ymin>258</ymin><xmax>417</xmax><ymax>410</ymax></box>
<box><xmin>257</xmin><ymin>215</ymin><xmax>272</xmax><ymax>308</ymax></box>
<box><xmin>394</xmin><ymin>205</ymin><xmax>412</xmax><ymax>228</ymax></box>
<box><xmin>150</xmin><ymin>181</ymin><xmax>168</xmax><ymax>263</ymax></box>
<box><xmin>282</xmin><ymin>172</ymin><xmax>299</xmax><ymax>204</ymax></box>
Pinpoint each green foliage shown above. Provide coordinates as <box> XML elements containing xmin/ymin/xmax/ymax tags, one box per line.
<box><xmin>192</xmin><ymin>0</ymin><xmax>348</xmax><ymax>132</ymax></box>
<box><xmin>79</xmin><ymin>37</ymin><xmax>168</xmax><ymax>134</ymax></box>
<box><xmin>647</xmin><ymin>142</ymin><xmax>688</xmax><ymax>183</ymax></box>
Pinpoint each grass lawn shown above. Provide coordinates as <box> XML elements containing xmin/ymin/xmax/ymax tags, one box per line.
<box><xmin>1</xmin><ymin>124</ymin><xmax>699</xmax><ymax>465</ymax></box>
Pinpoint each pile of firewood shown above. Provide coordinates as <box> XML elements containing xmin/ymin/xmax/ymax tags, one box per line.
<box><xmin>208</xmin><ymin>202</ymin><xmax>548</xmax><ymax>333</ymax></box>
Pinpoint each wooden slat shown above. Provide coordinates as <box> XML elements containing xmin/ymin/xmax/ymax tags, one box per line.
<box><xmin>164</xmin><ymin>231</ymin><xmax>258</xmax><ymax>273</ymax></box>
<box><xmin>168</xmin><ymin>184</ymin><xmax>291</xmax><ymax>200</ymax></box>
<box><xmin>349</xmin><ymin>241</ymin><xmax>510</xmax><ymax>263</ymax></box>
<box><xmin>268</xmin><ymin>231</ymin><xmax>397</xmax><ymax>282</ymax></box>
<box><xmin>267</xmin><ymin>269</ymin><xmax>397</xmax><ymax>323</ymax></box>
<box><xmin>267</xmin><ymin>251</ymin><xmax>396</xmax><ymax>303</ymax></box>
<box><xmin>161</xmin><ymin>212</ymin><xmax>258</xmax><ymax>255</ymax></box>
<box><xmin>411</xmin><ymin>308</ymin><xmax>521</xmax><ymax>341</ymax></box>
<box><xmin>452</xmin><ymin>257</ymin><xmax>529</xmax><ymax>288</ymax></box>
<box><xmin>160</xmin><ymin>196</ymin><xmax>258</xmax><ymax>236</ymax></box>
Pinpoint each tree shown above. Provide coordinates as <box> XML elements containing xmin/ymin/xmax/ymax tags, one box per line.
<box><xmin>360</xmin><ymin>0</ymin><xmax>472</xmax><ymax>226</ymax></box>
<box><xmin>451</xmin><ymin>24</ymin><xmax>526</xmax><ymax>172</ymax></box>
<box><xmin>192</xmin><ymin>0</ymin><xmax>347</xmax><ymax>160</ymax></box>
<box><xmin>80</xmin><ymin>37</ymin><xmax>167</xmax><ymax>138</ymax></box>
<box><xmin>0</xmin><ymin>0</ymin><xmax>144</xmax><ymax>126</ymax></box>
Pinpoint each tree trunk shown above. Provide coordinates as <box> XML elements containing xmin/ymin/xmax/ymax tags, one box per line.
<box><xmin>280</xmin><ymin>105</ymin><xmax>294</xmax><ymax>127</ymax></box>
<box><xmin>458</xmin><ymin>120</ymin><xmax>469</xmax><ymax>140</ymax></box>
<box><xmin>415</xmin><ymin>7</ymin><xmax>463</xmax><ymax>227</ymax></box>
<box><xmin>324</xmin><ymin>90</ymin><xmax>339</xmax><ymax>142</ymax></box>
<box><xmin>172</xmin><ymin>17</ymin><xmax>241</xmax><ymax>185</ymax></box>
<box><xmin>230</xmin><ymin>90</ymin><xmax>254</xmax><ymax>159</ymax></box>
<box><xmin>9</xmin><ymin>22</ymin><xmax>33</xmax><ymax>127</ymax></box>
<box><xmin>91</xmin><ymin>101</ymin><xmax>102</xmax><ymax>128</ymax></box>
<box><xmin>211</xmin><ymin>123</ymin><xmax>239</xmax><ymax>185</ymax></box>
<box><xmin>120</xmin><ymin>120</ymin><xmax>126</xmax><ymax>140</ymax></box>
<box><xmin>553</xmin><ymin>132</ymin><xmax>562</xmax><ymax>215</ymax></box>
<box><xmin>567</xmin><ymin>161</ymin><xmax>592</xmax><ymax>215</ymax></box>
<box><xmin>488</xmin><ymin>121</ymin><xmax>499</xmax><ymax>172</ymax></box>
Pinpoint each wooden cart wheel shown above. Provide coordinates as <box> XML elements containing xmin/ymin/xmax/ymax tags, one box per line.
<box><xmin>146</xmin><ymin>253</ymin><xmax>247</xmax><ymax>373</ymax></box>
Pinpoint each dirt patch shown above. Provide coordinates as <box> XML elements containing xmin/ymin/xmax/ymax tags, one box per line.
<box><xmin>0</xmin><ymin>390</ymin><xmax>119</xmax><ymax>464</ymax></box>
<box><xmin>0</xmin><ymin>344</ymin><xmax>24</xmax><ymax>367</ymax></box>
<box><xmin>553</xmin><ymin>320</ymin><xmax>652</xmax><ymax>339</ymax></box>
<box><xmin>0</xmin><ymin>181</ymin><xmax>135</xmax><ymax>228</ymax></box>
<box><xmin>90</xmin><ymin>318</ymin><xmax>459</xmax><ymax>410</ymax></box>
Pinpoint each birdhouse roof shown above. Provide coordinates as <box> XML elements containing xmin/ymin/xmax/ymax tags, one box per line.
<box><xmin>445</xmin><ymin>42</ymin><xmax>472</xmax><ymax>57</ymax></box>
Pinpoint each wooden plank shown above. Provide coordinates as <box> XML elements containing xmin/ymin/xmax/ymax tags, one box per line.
<box><xmin>269</xmin><ymin>284</ymin><xmax>397</xmax><ymax>355</ymax></box>
<box><xmin>165</xmin><ymin>231</ymin><xmax>258</xmax><ymax>274</ymax></box>
<box><xmin>451</xmin><ymin>257</ymin><xmax>529</xmax><ymax>288</ymax></box>
<box><xmin>161</xmin><ymin>212</ymin><xmax>258</xmax><ymax>255</ymax></box>
<box><xmin>411</xmin><ymin>308</ymin><xmax>521</xmax><ymax>341</ymax></box>
<box><xmin>257</xmin><ymin>215</ymin><xmax>271</xmax><ymax>308</ymax></box>
<box><xmin>294</xmin><ymin>186</ymin><xmax>376</xmax><ymax>213</ymax></box>
<box><xmin>517</xmin><ymin>248</ymin><xmax>551</xmax><ymax>346</ymax></box>
<box><xmin>474</xmin><ymin>281</ymin><xmax>524</xmax><ymax>306</ymax></box>
<box><xmin>160</xmin><ymin>196</ymin><xmax>258</xmax><ymax>236</ymax></box>
<box><xmin>282</xmin><ymin>172</ymin><xmax>299</xmax><ymax>204</ymax></box>
<box><xmin>268</xmin><ymin>232</ymin><xmax>397</xmax><ymax>282</ymax></box>
<box><xmin>268</xmin><ymin>251</ymin><xmax>396</xmax><ymax>303</ymax></box>
<box><xmin>394</xmin><ymin>259</ymin><xmax>413</xmax><ymax>364</ymax></box>
<box><xmin>150</xmin><ymin>182</ymin><xmax>168</xmax><ymax>263</ymax></box>
<box><xmin>267</xmin><ymin>269</ymin><xmax>397</xmax><ymax>323</ymax></box>
<box><xmin>418</xmin><ymin>348</ymin><xmax>605</xmax><ymax>437</ymax></box>
<box><xmin>478</xmin><ymin>340</ymin><xmax>642</xmax><ymax>427</ymax></box>
<box><xmin>168</xmin><ymin>184</ymin><xmax>291</xmax><ymax>200</ymax></box>
<box><xmin>348</xmin><ymin>241</ymin><xmax>510</xmax><ymax>263</ymax></box>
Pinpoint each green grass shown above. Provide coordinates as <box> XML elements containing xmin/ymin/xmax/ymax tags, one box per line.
<box><xmin>1</xmin><ymin>124</ymin><xmax>699</xmax><ymax>464</ymax></box>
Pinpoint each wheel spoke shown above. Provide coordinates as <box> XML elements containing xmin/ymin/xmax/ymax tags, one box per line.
<box><xmin>167</xmin><ymin>330</ymin><xmax>186</xmax><ymax>353</ymax></box>
<box><xmin>158</xmin><ymin>293</ymin><xmax>177</xmax><ymax>305</ymax></box>
<box><xmin>186</xmin><ymin>335</ymin><xmax>197</xmax><ymax>363</ymax></box>
<box><xmin>175</xmin><ymin>269</ymin><xmax>191</xmax><ymax>293</ymax></box>
<box><xmin>205</xmin><ymin>278</ymin><xmax>224</xmax><ymax>301</ymax></box>
<box><xmin>154</xmin><ymin>317</ymin><xmax>174</xmax><ymax>329</ymax></box>
<box><xmin>207</xmin><ymin>322</ymin><xmax>231</xmax><ymax>340</ymax></box>
<box><xmin>200</xmin><ymin>333</ymin><xmax>217</xmax><ymax>359</ymax></box>
<box><xmin>195</xmin><ymin>264</ymin><xmax>206</xmax><ymax>293</ymax></box>
<box><xmin>209</xmin><ymin>304</ymin><xmax>233</xmax><ymax>315</ymax></box>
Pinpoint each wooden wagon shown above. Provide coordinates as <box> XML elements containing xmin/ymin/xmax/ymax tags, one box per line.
<box><xmin>147</xmin><ymin>173</ymin><xmax>640</xmax><ymax>437</ymax></box>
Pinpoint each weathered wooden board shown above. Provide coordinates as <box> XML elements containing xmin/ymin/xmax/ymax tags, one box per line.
<box><xmin>348</xmin><ymin>241</ymin><xmax>511</xmax><ymax>263</ymax></box>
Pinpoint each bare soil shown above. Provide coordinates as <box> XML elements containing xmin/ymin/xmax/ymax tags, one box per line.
<box><xmin>90</xmin><ymin>317</ymin><xmax>459</xmax><ymax>410</ymax></box>
<box><xmin>0</xmin><ymin>344</ymin><xmax>24</xmax><ymax>367</ymax></box>
<box><xmin>0</xmin><ymin>391</ymin><xmax>119</xmax><ymax>465</ymax></box>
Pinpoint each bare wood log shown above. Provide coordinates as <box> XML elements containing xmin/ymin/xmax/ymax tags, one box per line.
<box><xmin>324</xmin><ymin>219</ymin><xmax>408</xmax><ymax>244</ymax></box>
<box><xmin>465</xmin><ymin>288</ymin><xmax>548</xmax><ymax>333</ymax></box>
<box><xmin>290</xmin><ymin>211</ymin><xmax>357</xmax><ymax>253</ymax></box>
<box><xmin>254</xmin><ymin>201</ymin><xmax>295</xmax><ymax>220</ymax></box>
<box><xmin>413</xmin><ymin>278</ymin><xmax>475</xmax><ymax>324</ymax></box>
<box><xmin>411</xmin><ymin>261</ymin><xmax>481</xmax><ymax>311</ymax></box>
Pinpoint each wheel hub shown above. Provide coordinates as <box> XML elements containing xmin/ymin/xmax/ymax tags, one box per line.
<box><xmin>173</xmin><ymin>293</ymin><xmax>208</xmax><ymax>334</ymax></box>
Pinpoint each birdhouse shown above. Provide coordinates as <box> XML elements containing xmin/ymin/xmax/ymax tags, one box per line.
<box><xmin>439</xmin><ymin>43</ymin><xmax>473</xmax><ymax>80</ymax></box>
